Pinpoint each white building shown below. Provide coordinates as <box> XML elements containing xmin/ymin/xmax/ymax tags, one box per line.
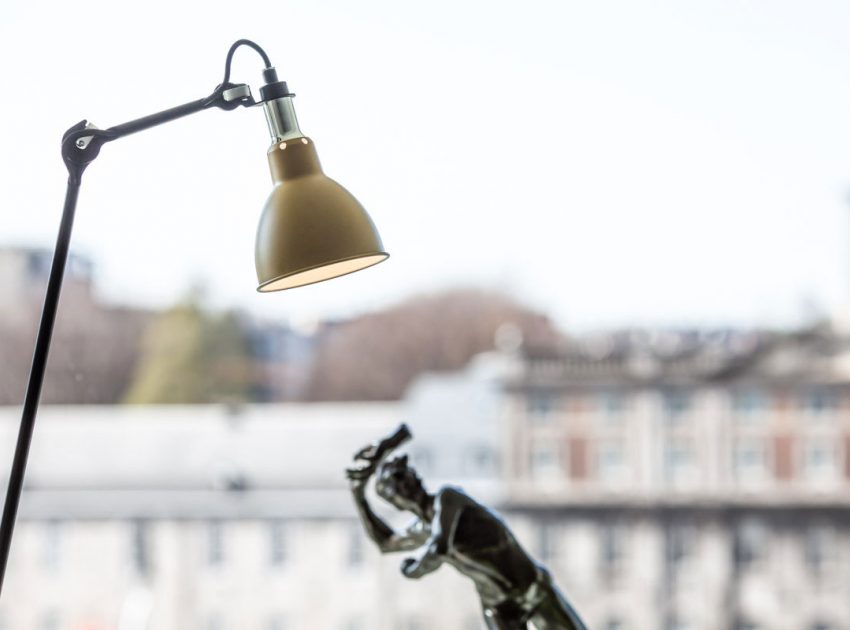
<box><xmin>0</xmin><ymin>355</ymin><xmax>515</xmax><ymax>630</ymax></box>
<box><xmin>1</xmin><ymin>331</ymin><xmax>849</xmax><ymax>629</ymax></box>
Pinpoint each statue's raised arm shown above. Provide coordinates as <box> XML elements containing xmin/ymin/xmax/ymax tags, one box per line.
<box><xmin>346</xmin><ymin>424</ymin><xmax>429</xmax><ymax>553</ymax></box>
<box><xmin>346</xmin><ymin>424</ymin><xmax>588</xmax><ymax>630</ymax></box>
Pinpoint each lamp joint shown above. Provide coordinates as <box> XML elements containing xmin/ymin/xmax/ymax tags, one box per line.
<box><xmin>61</xmin><ymin>120</ymin><xmax>111</xmax><ymax>182</ymax></box>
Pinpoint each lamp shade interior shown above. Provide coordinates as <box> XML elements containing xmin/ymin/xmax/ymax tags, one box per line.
<box><xmin>257</xmin><ymin>253</ymin><xmax>388</xmax><ymax>292</ymax></box>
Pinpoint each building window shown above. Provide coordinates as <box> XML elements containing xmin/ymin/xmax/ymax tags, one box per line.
<box><xmin>538</xmin><ymin>523</ymin><xmax>558</xmax><ymax>564</ymax></box>
<box><xmin>804</xmin><ymin>526</ymin><xmax>834</xmax><ymax>579</ymax></box>
<box><xmin>663</xmin><ymin>392</ymin><xmax>690</xmax><ymax>420</ymax></box>
<box><xmin>527</xmin><ymin>392</ymin><xmax>557</xmax><ymax>422</ymax></box>
<box><xmin>131</xmin><ymin>520</ymin><xmax>150</xmax><ymax>576</ymax></box>
<box><xmin>803</xmin><ymin>440</ymin><xmax>838</xmax><ymax>486</ymax></box>
<box><xmin>732</xmin><ymin>390</ymin><xmax>767</xmax><ymax>419</ymax></box>
<box><xmin>342</xmin><ymin>618</ymin><xmax>364</xmax><ymax>630</ymax></box>
<box><xmin>663</xmin><ymin>439</ymin><xmax>695</xmax><ymax>488</ymax></box>
<box><xmin>596</xmin><ymin>440</ymin><xmax>627</xmax><ymax>484</ymax></box>
<box><xmin>348</xmin><ymin>523</ymin><xmax>364</xmax><ymax>568</ymax></box>
<box><xmin>802</xmin><ymin>390</ymin><xmax>837</xmax><ymax>414</ymax></box>
<box><xmin>207</xmin><ymin>521</ymin><xmax>224</xmax><ymax>567</ymax></box>
<box><xmin>267</xmin><ymin>614</ymin><xmax>287</xmax><ymax>630</ymax></box>
<box><xmin>529</xmin><ymin>441</ymin><xmax>562</xmax><ymax>481</ymax></box>
<box><xmin>39</xmin><ymin>610</ymin><xmax>59</xmax><ymax>630</ymax></box>
<box><xmin>42</xmin><ymin>521</ymin><xmax>61</xmax><ymax>572</ymax></box>
<box><xmin>665</xmin><ymin>524</ymin><xmax>695</xmax><ymax>575</ymax></box>
<box><xmin>270</xmin><ymin>521</ymin><xmax>287</xmax><ymax>567</ymax></box>
<box><xmin>465</xmin><ymin>445</ymin><xmax>497</xmax><ymax>476</ymax></box>
<box><xmin>734</xmin><ymin>520</ymin><xmax>767</xmax><ymax>572</ymax></box>
<box><xmin>599</xmin><ymin>393</ymin><xmax>625</xmax><ymax>424</ymax></box>
<box><xmin>399</xmin><ymin>617</ymin><xmax>424</xmax><ymax>630</ymax></box>
<box><xmin>600</xmin><ymin>524</ymin><xmax>625</xmax><ymax>581</ymax></box>
<box><xmin>733</xmin><ymin>440</ymin><xmax>769</xmax><ymax>487</ymax></box>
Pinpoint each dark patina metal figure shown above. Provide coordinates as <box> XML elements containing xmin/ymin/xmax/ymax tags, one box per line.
<box><xmin>346</xmin><ymin>424</ymin><xmax>587</xmax><ymax>630</ymax></box>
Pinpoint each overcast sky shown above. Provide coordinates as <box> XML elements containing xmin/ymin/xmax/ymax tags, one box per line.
<box><xmin>2</xmin><ymin>0</ymin><xmax>850</xmax><ymax>331</ymax></box>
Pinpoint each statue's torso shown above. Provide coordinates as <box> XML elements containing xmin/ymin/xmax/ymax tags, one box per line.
<box><xmin>436</xmin><ymin>488</ymin><xmax>540</xmax><ymax>607</ymax></box>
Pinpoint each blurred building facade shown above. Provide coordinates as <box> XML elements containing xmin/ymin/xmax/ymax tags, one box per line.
<box><xmin>0</xmin><ymin>329</ymin><xmax>848</xmax><ymax>629</ymax></box>
<box><xmin>506</xmin><ymin>328</ymin><xmax>850</xmax><ymax>630</ymax></box>
<box><xmin>0</xmin><ymin>247</ymin><xmax>95</xmax><ymax>327</ymax></box>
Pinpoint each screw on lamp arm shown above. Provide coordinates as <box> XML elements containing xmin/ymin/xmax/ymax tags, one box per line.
<box><xmin>0</xmin><ymin>39</ymin><xmax>275</xmax><ymax>596</ymax></box>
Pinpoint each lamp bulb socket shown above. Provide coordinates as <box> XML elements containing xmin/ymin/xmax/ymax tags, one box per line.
<box><xmin>260</xmin><ymin>78</ymin><xmax>292</xmax><ymax>103</ymax></box>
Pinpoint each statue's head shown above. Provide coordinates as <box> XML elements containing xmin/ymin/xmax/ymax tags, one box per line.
<box><xmin>375</xmin><ymin>455</ymin><xmax>427</xmax><ymax>513</ymax></box>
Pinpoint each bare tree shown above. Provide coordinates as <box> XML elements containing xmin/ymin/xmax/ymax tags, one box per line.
<box><xmin>303</xmin><ymin>288</ymin><xmax>563</xmax><ymax>401</ymax></box>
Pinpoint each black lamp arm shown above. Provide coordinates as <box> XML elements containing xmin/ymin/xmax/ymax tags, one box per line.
<box><xmin>0</xmin><ymin>40</ymin><xmax>273</xmax><ymax>597</ymax></box>
<box><xmin>61</xmin><ymin>81</ymin><xmax>256</xmax><ymax>182</ymax></box>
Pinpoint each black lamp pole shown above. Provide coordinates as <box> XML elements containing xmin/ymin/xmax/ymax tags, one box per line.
<box><xmin>0</xmin><ymin>40</ymin><xmax>270</xmax><ymax>595</ymax></box>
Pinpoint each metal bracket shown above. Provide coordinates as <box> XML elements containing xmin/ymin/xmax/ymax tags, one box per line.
<box><xmin>222</xmin><ymin>84</ymin><xmax>254</xmax><ymax>104</ymax></box>
<box><xmin>73</xmin><ymin>122</ymin><xmax>99</xmax><ymax>150</ymax></box>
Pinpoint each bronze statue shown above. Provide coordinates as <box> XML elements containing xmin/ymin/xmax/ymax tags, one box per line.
<box><xmin>346</xmin><ymin>424</ymin><xmax>587</xmax><ymax>630</ymax></box>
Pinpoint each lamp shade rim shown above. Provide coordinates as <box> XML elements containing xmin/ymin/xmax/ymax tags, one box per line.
<box><xmin>256</xmin><ymin>252</ymin><xmax>389</xmax><ymax>292</ymax></box>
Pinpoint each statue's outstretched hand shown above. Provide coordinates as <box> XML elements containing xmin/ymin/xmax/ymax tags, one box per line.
<box><xmin>353</xmin><ymin>442</ymin><xmax>381</xmax><ymax>463</ymax></box>
<box><xmin>345</xmin><ymin>459</ymin><xmax>375</xmax><ymax>494</ymax></box>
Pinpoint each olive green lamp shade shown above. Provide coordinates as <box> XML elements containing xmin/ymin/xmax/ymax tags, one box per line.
<box><xmin>255</xmin><ymin>137</ymin><xmax>388</xmax><ymax>292</ymax></box>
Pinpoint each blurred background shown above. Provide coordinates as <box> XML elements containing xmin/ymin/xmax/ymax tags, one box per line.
<box><xmin>1</xmin><ymin>0</ymin><xmax>850</xmax><ymax>628</ymax></box>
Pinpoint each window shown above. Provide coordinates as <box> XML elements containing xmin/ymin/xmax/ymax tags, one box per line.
<box><xmin>528</xmin><ymin>392</ymin><xmax>556</xmax><ymax>422</ymax></box>
<box><xmin>803</xmin><ymin>390</ymin><xmax>837</xmax><ymax>414</ymax></box>
<box><xmin>131</xmin><ymin>520</ymin><xmax>150</xmax><ymax>576</ymax></box>
<box><xmin>347</xmin><ymin>523</ymin><xmax>364</xmax><ymax>568</ymax></box>
<box><xmin>599</xmin><ymin>393</ymin><xmax>626</xmax><ymax>425</ymax></box>
<box><xmin>665</xmin><ymin>524</ymin><xmax>695</xmax><ymax>574</ymax></box>
<box><xmin>27</xmin><ymin>251</ymin><xmax>51</xmax><ymax>281</ymax></box>
<box><xmin>734</xmin><ymin>520</ymin><xmax>767</xmax><ymax>572</ymax></box>
<box><xmin>267</xmin><ymin>614</ymin><xmax>287</xmax><ymax>630</ymax></box>
<box><xmin>600</xmin><ymin>524</ymin><xmax>625</xmax><ymax>580</ymax></box>
<box><xmin>40</xmin><ymin>610</ymin><xmax>59</xmax><ymax>630</ymax></box>
<box><xmin>270</xmin><ymin>521</ymin><xmax>287</xmax><ymax>566</ymax></box>
<box><xmin>804</xmin><ymin>526</ymin><xmax>834</xmax><ymax>578</ymax></box>
<box><xmin>529</xmin><ymin>442</ymin><xmax>562</xmax><ymax>481</ymax></box>
<box><xmin>803</xmin><ymin>441</ymin><xmax>838</xmax><ymax>486</ymax></box>
<box><xmin>538</xmin><ymin>523</ymin><xmax>558</xmax><ymax>564</ymax></box>
<box><xmin>207</xmin><ymin>521</ymin><xmax>224</xmax><ymax>567</ymax></box>
<box><xmin>42</xmin><ymin>521</ymin><xmax>61</xmax><ymax>572</ymax></box>
<box><xmin>399</xmin><ymin>617</ymin><xmax>424</xmax><ymax>630</ymax></box>
<box><xmin>465</xmin><ymin>445</ymin><xmax>497</xmax><ymax>476</ymax></box>
<box><xmin>663</xmin><ymin>439</ymin><xmax>695</xmax><ymax>488</ymax></box>
<box><xmin>596</xmin><ymin>440</ymin><xmax>627</xmax><ymax>484</ymax></box>
<box><xmin>732</xmin><ymin>390</ymin><xmax>767</xmax><ymax>419</ymax></box>
<box><xmin>342</xmin><ymin>618</ymin><xmax>364</xmax><ymax>630</ymax></box>
<box><xmin>663</xmin><ymin>392</ymin><xmax>690</xmax><ymax>420</ymax></box>
<box><xmin>733</xmin><ymin>440</ymin><xmax>769</xmax><ymax>487</ymax></box>
<box><xmin>602</xmin><ymin>393</ymin><xmax>625</xmax><ymax>415</ymax></box>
